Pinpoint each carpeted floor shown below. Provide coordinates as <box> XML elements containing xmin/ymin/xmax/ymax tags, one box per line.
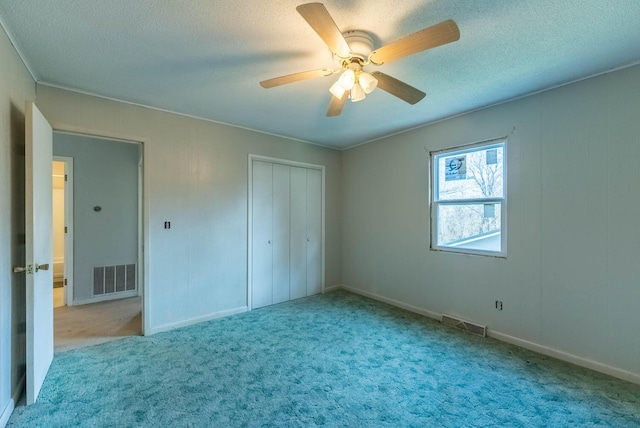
<box><xmin>8</xmin><ymin>290</ymin><xmax>640</xmax><ymax>427</ymax></box>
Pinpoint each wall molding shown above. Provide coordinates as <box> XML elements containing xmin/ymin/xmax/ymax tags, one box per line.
<box><xmin>148</xmin><ymin>306</ymin><xmax>248</xmax><ymax>335</ymax></box>
<box><xmin>0</xmin><ymin>374</ymin><xmax>25</xmax><ymax>428</ymax></box>
<box><xmin>340</xmin><ymin>285</ymin><xmax>640</xmax><ymax>385</ymax></box>
<box><xmin>0</xmin><ymin>399</ymin><xmax>13</xmax><ymax>428</ymax></box>
<box><xmin>39</xmin><ymin>83</ymin><xmax>339</xmax><ymax>151</ymax></box>
<box><xmin>488</xmin><ymin>330</ymin><xmax>640</xmax><ymax>385</ymax></box>
<box><xmin>322</xmin><ymin>284</ymin><xmax>343</xmax><ymax>293</ymax></box>
<box><xmin>73</xmin><ymin>291</ymin><xmax>138</xmax><ymax>306</ymax></box>
<box><xmin>341</xmin><ymin>285</ymin><xmax>441</xmax><ymax>321</ymax></box>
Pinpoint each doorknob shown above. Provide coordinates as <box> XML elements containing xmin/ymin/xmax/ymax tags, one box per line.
<box><xmin>35</xmin><ymin>263</ymin><xmax>50</xmax><ymax>272</ymax></box>
<box><xmin>13</xmin><ymin>265</ymin><xmax>34</xmax><ymax>274</ymax></box>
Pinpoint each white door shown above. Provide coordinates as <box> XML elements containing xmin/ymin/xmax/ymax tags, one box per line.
<box><xmin>289</xmin><ymin>167</ymin><xmax>307</xmax><ymax>300</ymax></box>
<box><xmin>306</xmin><ymin>168</ymin><xmax>322</xmax><ymax>296</ymax></box>
<box><xmin>251</xmin><ymin>161</ymin><xmax>273</xmax><ymax>309</ymax></box>
<box><xmin>272</xmin><ymin>164</ymin><xmax>290</xmax><ymax>304</ymax></box>
<box><xmin>24</xmin><ymin>102</ymin><xmax>54</xmax><ymax>404</ymax></box>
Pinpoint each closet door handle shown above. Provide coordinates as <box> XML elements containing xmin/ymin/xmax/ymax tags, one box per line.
<box><xmin>268</xmin><ymin>240</ymin><xmax>271</xmax><ymax>244</ymax></box>
<box><xmin>306</xmin><ymin>238</ymin><xmax>310</xmax><ymax>242</ymax></box>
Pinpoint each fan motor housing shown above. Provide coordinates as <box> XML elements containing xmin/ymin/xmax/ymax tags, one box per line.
<box><xmin>342</xmin><ymin>30</ymin><xmax>374</xmax><ymax>63</ymax></box>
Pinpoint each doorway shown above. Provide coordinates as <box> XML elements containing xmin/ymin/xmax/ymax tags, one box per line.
<box><xmin>52</xmin><ymin>158</ymin><xmax>72</xmax><ymax>308</ymax></box>
<box><xmin>51</xmin><ymin>132</ymin><xmax>143</xmax><ymax>352</ymax></box>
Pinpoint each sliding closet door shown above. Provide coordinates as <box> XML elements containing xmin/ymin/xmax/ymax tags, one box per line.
<box><xmin>289</xmin><ymin>166</ymin><xmax>308</xmax><ymax>300</ymax></box>
<box><xmin>252</xmin><ymin>161</ymin><xmax>273</xmax><ymax>309</ymax></box>
<box><xmin>272</xmin><ymin>164</ymin><xmax>291</xmax><ymax>304</ymax></box>
<box><xmin>306</xmin><ymin>168</ymin><xmax>322</xmax><ymax>296</ymax></box>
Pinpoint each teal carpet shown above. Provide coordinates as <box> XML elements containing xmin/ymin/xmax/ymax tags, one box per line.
<box><xmin>8</xmin><ymin>290</ymin><xmax>640</xmax><ymax>427</ymax></box>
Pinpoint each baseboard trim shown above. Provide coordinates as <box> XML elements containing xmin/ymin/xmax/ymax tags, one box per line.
<box><xmin>488</xmin><ymin>330</ymin><xmax>640</xmax><ymax>385</ymax></box>
<box><xmin>0</xmin><ymin>374</ymin><xmax>25</xmax><ymax>428</ymax></box>
<box><xmin>148</xmin><ymin>306</ymin><xmax>248</xmax><ymax>335</ymax></box>
<box><xmin>323</xmin><ymin>284</ymin><xmax>342</xmax><ymax>293</ymax></box>
<box><xmin>341</xmin><ymin>285</ymin><xmax>441</xmax><ymax>321</ymax></box>
<box><xmin>73</xmin><ymin>290</ymin><xmax>138</xmax><ymax>306</ymax></box>
<box><xmin>0</xmin><ymin>399</ymin><xmax>13</xmax><ymax>428</ymax></box>
<box><xmin>341</xmin><ymin>285</ymin><xmax>640</xmax><ymax>385</ymax></box>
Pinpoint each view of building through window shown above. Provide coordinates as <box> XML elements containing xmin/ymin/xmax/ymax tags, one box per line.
<box><xmin>431</xmin><ymin>141</ymin><xmax>506</xmax><ymax>255</ymax></box>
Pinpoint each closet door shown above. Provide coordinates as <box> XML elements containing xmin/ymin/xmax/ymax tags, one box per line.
<box><xmin>251</xmin><ymin>161</ymin><xmax>273</xmax><ymax>309</ymax></box>
<box><xmin>272</xmin><ymin>164</ymin><xmax>290</xmax><ymax>304</ymax></box>
<box><xmin>289</xmin><ymin>166</ymin><xmax>307</xmax><ymax>300</ymax></box>
<box><xmin>306</xmin><ymin>168</ymin><xmax>322</xmax><ymax>295</ymax></box>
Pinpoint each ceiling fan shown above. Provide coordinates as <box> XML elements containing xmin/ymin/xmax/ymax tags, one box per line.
<box><xmin>260</xmin><ymin>3</ymin><xmax>460</xmax><ymax>117</ymax></box>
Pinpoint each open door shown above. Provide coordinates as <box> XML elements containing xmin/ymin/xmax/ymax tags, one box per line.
<box><xmin>21</xmin><ymin>102</ymin><xmax>54</xmax><ymax>404</ymax></box>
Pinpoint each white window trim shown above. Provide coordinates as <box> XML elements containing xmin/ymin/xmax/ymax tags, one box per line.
<box><xmin>430</xmin><ymin>138</ymin><xmax>507</xmax><ymax>258</ymax></box>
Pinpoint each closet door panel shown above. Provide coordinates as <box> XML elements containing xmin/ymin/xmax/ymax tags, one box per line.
<box><xmin>272</xmin><ymin>164</ymin><xmax>290</xmax><ymax>304</ymax></box>
<box><xmin>251</xmin><ymin>161</ymin><xmax>273</xmax><ymax>309</ymax></box>
<box><xmin>306</xmin><ymin>168</ymin><xmax>322</xmax><ymax>295</ymax></box>
<box><xmin>289</xmin><ymin>166</ymin><xmax>307</xmax><ymax>300</ymax></box>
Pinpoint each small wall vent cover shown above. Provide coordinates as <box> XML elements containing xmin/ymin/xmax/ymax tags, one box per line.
<box><xmin>93</xmin><ymin>264</ymin><xmax>136</xmax><ymax>296</ymax></box>
<box><xmin>441</xmin><ymin>314</ymin><xmax>486</xmax><ymax>337</ymax></box>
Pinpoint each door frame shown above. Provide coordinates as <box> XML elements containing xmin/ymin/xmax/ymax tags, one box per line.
<box><xmin>247</xmin><ymin>154</ymin><xmax>325</xmax><ymax>311</ymax></box>
<box><xmin>50</xmin><ymin>124</ymin><xmax>150</xmax><ymax>335</ymax></box>
<box><xmin>52</xmin><ymin>156</ymin><xmax>74</xmax><ymax>306</ymax></box>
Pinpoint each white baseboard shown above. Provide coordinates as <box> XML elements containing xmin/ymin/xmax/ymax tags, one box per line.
<box><xmin>148</xmin><ymin>306</ymin><xmax>248</xmax><ymax>335</ymax></box>
<box><xmin>340</xmin><ymin>285</ymin><xmax>640</xmax><ymax>385</ymax></box>
<box><xmin>72</xmin><ymin>290</ymin><xmax>138</xmax><ymax>306</ymax></box>
<box><xmin>0</xmin><ymin>399</ymin><xmax>13</xmax><ymax>428</ymax></box>
<box><xmin>323</xmin><ymin>284</ymin><xmax>343</xmax><ymax>293</ymax></box>
<box><xmin>0</xmin><ymin>374</ymin><xmax>25</xmax><ymax>428</ymax></box>
<box><xmin>488</xmin><ymin>330</ymin><xmax>640</xmax><ymax>385</ymax></box>
<box><xmin>341</xmin><ymin>285</ymin><xmax>441</xmax><ymax>321</ymax></box>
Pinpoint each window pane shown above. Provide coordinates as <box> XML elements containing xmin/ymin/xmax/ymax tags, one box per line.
<box><xmin>435</xmin><ymin>145</ymin><xmax>504</xmax><ymax>200</ymax></box>
<box><xmin>437</xmin><ymin>203</ymin><xmax>502</xmax><ymax>252</ymax></box>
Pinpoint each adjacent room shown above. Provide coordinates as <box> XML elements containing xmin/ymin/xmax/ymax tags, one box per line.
<box><xmin>1</xmin><ymin>1</ymin><xmax>639</xmax><ymax>426</ymax></box>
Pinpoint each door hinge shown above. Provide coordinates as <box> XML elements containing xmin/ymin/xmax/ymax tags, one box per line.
<box><xmin>64</xmin><ymin>226</ymin><xmax>67</xmax><ymax>233</ymax></box>
<box><xmin>64</xmin><ymin>278</ymin><xmax>68</xmax><ymax>286</ymax></box>
<box><xmin>65</xmin><ymin>174</ymin><xmax>68</xmax><ymax>182</ymax></box>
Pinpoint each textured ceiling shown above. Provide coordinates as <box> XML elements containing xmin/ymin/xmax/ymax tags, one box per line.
<box><xmin>1</xmin><ymin>0</ymin><xmax>640</xmax><ymax>149</ymax></box>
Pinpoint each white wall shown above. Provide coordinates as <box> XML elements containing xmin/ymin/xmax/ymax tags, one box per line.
<box><xmin>342</xmin><ymin>64</ymin><xmax>640</xmax><ymax>381</ymax></box>
<box><xmin>35</xmin><ymin>85</ymin><xmax>343</xmax><ymax>333</ymax></box>
<box><xmin>0</xmin><ymin>23</ymin><xmax>36</xmax><ymax>427</ymax></box>
<box><xmin>53</xmin><ymin>134</ymin><xmax>140</xmax><ymax>302</ymax></box>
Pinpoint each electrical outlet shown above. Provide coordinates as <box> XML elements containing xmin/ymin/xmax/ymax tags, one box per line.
<box><xmin>495</xmin><ymin>300</ymin><xmax>503</xmax><ymax>311</ymax></box>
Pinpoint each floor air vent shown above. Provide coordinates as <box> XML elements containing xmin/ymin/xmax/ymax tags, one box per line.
<box><xmin>93</xmin><ymin>264</ymin><xmax>136</xmax><ymax>296</ymax></box>
<box><xmin>441</xmin><ymin>314</ymin><xmax>486</xmax><ymax>337</ymax></box>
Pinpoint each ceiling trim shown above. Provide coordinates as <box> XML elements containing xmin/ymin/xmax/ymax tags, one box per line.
<box><xmin>343</xmin><ymin>58</ymin><xmax>640</xmax><ymax>151</ymax></box>
<box><xmin>0</xmin><ymin>14</ymin><xmax>39</xmax><ymax>82</ymax></box>
<box><xmin>36</xmin><ymin>81</ymin><xmax>341</xmax><ymax>151</ymax></box>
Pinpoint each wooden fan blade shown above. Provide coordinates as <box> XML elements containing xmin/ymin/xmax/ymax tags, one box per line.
<box><xmin>260</xmin><ymin>69</ymin><xmax>335</xmax><ymax>88</ymax></box>
<box><xmin>369</xmin><ymin>19</ymin><xmax>460</xmax><ymax>65</ymax></box>
<box><xmin>297</xmin><ymin>3</ymin><xmax>351</xmax><ymax>59</ymax></box>
<box><xmin>326</xmin><ymin>92</ymin><xmax>348</xmax><ymax>117</ymax></box>
<box><xmin>371</xmin><ymin>72</ymin><xmax>426</xmax><ymax>105</ymax></box>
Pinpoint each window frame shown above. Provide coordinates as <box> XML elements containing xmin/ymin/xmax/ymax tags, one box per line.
<box><xmin>430</xmin><ymin>138</ymin><xmax>507</xmax><ymax>258</ymax></box>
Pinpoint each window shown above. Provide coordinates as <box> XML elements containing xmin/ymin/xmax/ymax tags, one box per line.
<box><xmin>431</xmin><ymin>139</ymin><xmax>506</xmax><ymax>256</ymax></box>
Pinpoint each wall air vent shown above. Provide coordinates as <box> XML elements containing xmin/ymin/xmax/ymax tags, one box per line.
<box><xmin>441</xmin><ymin>314</ymin><xmax>486</xmax><ymax>337</ymax></box>
<box><xmin>93</xmin><ymin>264</ymin><xmax>136</xmax><ymax>296</ymax></box>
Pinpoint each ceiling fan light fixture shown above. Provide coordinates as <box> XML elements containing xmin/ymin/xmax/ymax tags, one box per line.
<box><xmin>338</xmin><ymin>69</ymin><xmax>356</xmax><ymax>90</ymax></box>
<box><xmin>359</xmin><ymin>71</ymin><xmax>378</xmax><ymax>94</ymax></box>
<box><xmin>329</xmin><ymin>80</ymin><xmax>346</xmax><ymax>99</ymax></box>
<box><xmin>350</xmin><ymin>83</ymin><xmax>366</xmax><ymax>102</ymax></box>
